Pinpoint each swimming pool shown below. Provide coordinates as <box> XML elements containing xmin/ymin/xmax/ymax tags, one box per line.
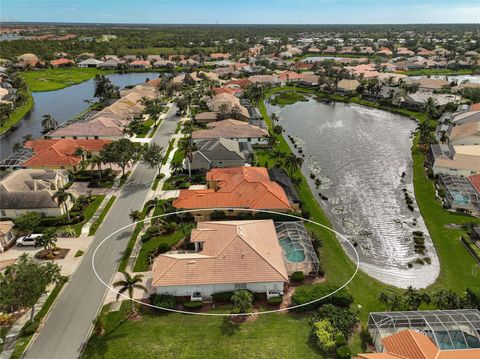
<box><xmin>279</xmin><ymin>237</ymin><xmax>307</xmax><ymax>263</ymax></box>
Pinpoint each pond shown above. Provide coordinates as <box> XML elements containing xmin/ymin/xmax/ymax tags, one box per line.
<box><xmin>0</xmin><ymin>72</ymin><xmax>158</xmax><ymax>160</ymax></box>
<box><xmin>267</xmin><ymin>97</ymin><xmax>440</xmax><ymax>288</ymax></box>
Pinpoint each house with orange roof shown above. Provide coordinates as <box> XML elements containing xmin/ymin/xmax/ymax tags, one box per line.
<box><xmin>50</xmin><ymin>58</ymin><xmax>74</xmax><ymax>68</ymax></box>
<box><xmin>22</xmin><ymin>138</ymin><xmax>111</xmax><ymax>170</ymax></box>
<box><xmin>173</xmin><ymin>166</ymin><xmax>297</xmax><ymax>221</ymax></box>
<box><xmin>128</xmin><ymin>60</ymin><xmax>151</xmax><ymax>69</ymax></box>
<box><xmin>47</xmin><ymin>115</ymin><xmax>129</xmax><ymax>140</ymax></box>
<box><xmin>152</xmin><ymin>220</ymin><xmax>288</xmax><ymax>299</ymax></box>
<box><xmin>210</xmin><ymin>53</ymin><xmax>231</xmax><ymax>60</ymax></box>
<box><xmin>359</xmin><ymin>329</ymin><xmax>480</xmax><ymax>359</ymax></box>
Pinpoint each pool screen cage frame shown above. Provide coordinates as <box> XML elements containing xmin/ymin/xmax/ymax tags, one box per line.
<box><xmin>274</xmin><ymin>221</ymin><xmax>320</xmax><ymax>277</ymax></box>
<box><xmin>367</xmin><ymin>309</ymin><xmax>480</xmax><ymax>351</ymax></box>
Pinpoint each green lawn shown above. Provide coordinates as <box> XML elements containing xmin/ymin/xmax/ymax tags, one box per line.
<box><xmin>162</xmin><ymin>139</ymin><xmax>175</xmax><ymax>165</ymax></box>
<box><xmin>397</xmin><ymin>68</ymin><xmax>479</xmax><ymax>76</ymax></box>
<box><xmin>83</xmin><ymin>303</ymin><xmax>320</xmax><ymax>359</ymax></box>
<box><xmin>88</xmin><ymin>196</ymin><xmax>116</xmax><ymax>236</ymax></box>
<box><xmin>20</xmin><ymin>68</ymin><xmax>113</xmax><ymax>92</ymax></box>
<box><xmin>0</xmin><ymin>92</ymin><xmax>33</xmax><ymax>135</ymax></box>
<box><xmin>133</xmin><ymin>230</ymin><xmax>185</xmax><ymax>272</ymax></box>
<box><xmin>135</xmin><ymin>119</ymin><xmax>155</xmax><ymax>138</ymax></box>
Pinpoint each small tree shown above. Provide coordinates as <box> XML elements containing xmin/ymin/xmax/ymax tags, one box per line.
<box><xmin>14</xmin><ymin>211</ymin><xmax>42</xmax><ymax>234</ymax></box>
<box><xmin>129</xmin><ymin>210</ymin><xmax>142</xmax><ymax>223</ymax></box>
<box><xmin>141</xmin><ymin>143</ymin><xmax>164</xmax><ymax>174</ymax></box>
<box><xmin>231</xmin><ymin>289</ymin><xmax>253</xmax><ymax>315</ymax></box>
<box><xmin>113</xmin><ymin>271</ymin><xmax>148</xmax><ymax>314</ymax></box>
<box><xmin>36</xmin><ymin>230</ymin><xmax>58</xmax><ymax>256</ymax></box>
<box><xmin>41</xmin><ymin>114</ymin><xmax>59</xmax><ymax>133</ymax></box>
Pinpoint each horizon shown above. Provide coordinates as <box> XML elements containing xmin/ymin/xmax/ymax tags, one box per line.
<box><xmin>3</xmin><ymin>0</ymin><xmax>480</xmax><ymax>25</ymax></box>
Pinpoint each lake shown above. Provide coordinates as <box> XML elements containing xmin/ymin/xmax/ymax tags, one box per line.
<box><xmin>0</xmin><ymin>72</ymin><xmax>157</xmax><ymax>160</ymax></box>
<box><xmin>267</xmin><ymin>97</ymin><xmax>440</xmax><ymax>288</ymax></box>
<box><xmin>410</xmin><ymin>74</ymin><xmax>480</xmax><ymax>83</ymax></box>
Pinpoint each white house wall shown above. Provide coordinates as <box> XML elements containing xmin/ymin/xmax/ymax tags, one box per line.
<box><xmin>156</xmin><ymin>281</ymin><xmax>284</xmax><ymax>297</ymax></box>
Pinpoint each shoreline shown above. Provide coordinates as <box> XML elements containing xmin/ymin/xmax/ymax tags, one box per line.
<box><xmin>0</xmin><ymin>91</ymin><xmax>33</xmax><ymax>136</ymax></box>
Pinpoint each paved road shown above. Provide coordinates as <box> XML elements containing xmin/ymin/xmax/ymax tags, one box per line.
<box><xmin>24</xmin><ymin>105</ymin><xmax>179</xmax><ymax>359</ymax></box>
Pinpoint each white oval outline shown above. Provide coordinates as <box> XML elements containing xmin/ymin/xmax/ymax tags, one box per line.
<box><xmin>92</xmin><ymin>207</ymin><xmax>359</xmax><ymax>316</ymax></box>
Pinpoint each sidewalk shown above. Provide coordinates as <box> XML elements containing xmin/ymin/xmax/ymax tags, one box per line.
<box><xmin>81</xmin><ymin>194</ymin><xmax>113</xmax><ymax>236</ymax></box>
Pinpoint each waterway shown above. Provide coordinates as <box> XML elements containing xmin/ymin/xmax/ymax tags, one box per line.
<box><xmin>0</xmin><ymin>72</ymin><xmax>157</xmax><ymax>160</ymax></box>
<box><xmin>267</xmin><ymin>97</ymin><xmax>440</xmax><ymax>288</ymax></box>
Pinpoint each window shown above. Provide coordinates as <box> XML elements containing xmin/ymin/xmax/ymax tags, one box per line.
<box><xmin>234</xmin><ymin>283</ymin><xmax>247</xmax><ymax>290</ymax></box>
<box><xmin>1</xmin><ymin>210</ymin><xmax>6</xmax><ymax>217</ymax></box>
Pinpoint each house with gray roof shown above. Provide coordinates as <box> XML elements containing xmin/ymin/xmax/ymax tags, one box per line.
<box><xmin>187</xmin><ymin>138</ymin><xmax>252</xmax><ymax>171</ymax></box>
<box><xmin>0</xmin><ymin>169</ymin><xmax>71</xmax><ymax>219</ymax></box>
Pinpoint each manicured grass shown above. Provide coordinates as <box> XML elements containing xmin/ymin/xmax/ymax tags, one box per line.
<box><xmin>151</xmin><ymin>174</ymin><xmax>164</xmax><ymax>190</ymax></box>
<box><xmin>69</xmin><ymin>195</ymin><xmax>105</xmax><ymax>236</ymax></box>
<box><xmin>0</xmin><ymin>92</ymin><xmax>33</xmax><ymax>135</ymax></box>
<box><xmin>162</xmin><ymin>139</ymin><xmax>175</xmax><ymax>165</ymax></box>
<box><xmin>10</xmin><ymin>278</ymin><xmax>67</xmax><ymax>359</ymax></box>
<box><xmin>135</xmin><ymin>119</ymin><xmax>155</xmax><ymax>138</ymax></box>
<box><xmin>75</xmin><ymin>250</ymin><xmax>84</xmax><ymax>257</ymax></box>
<box><xmin>88</xmin><ymin>196</ymin><xmax>117</xmax><ymax>236</ymax></box>
<box><xmin>20</xmin><ymin>68</ymin><xmax>113</xmax><ymax>92</ymax></box>
<box><xmin>133</xmin><ymin>230</ymin><xmax>185</xmax><ymax>272</ymax></box>
<box><xmin>83</xmin><ymin>302</ymin><xmax>319</xmax><ymax>359</ymax></box>
<box><xmin>270</xmin><ymin>91</ymin><xmax>308</xmax><ymax>106</ymax></box>
<box><xmin>397</xmin><ymin>68</ymin><xmax>479</xmax><ymax>76</ymax></box>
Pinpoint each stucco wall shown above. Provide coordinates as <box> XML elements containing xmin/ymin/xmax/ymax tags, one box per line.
<box><xmin>156</xmin><ymin>281</ymin><xmax>284</xmax><ymax>297</ymax></box>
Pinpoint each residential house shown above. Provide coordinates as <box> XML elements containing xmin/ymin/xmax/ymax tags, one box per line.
<box><xmin>336</xmin><ymin>79</ymin><xmax>360</xmax><ymax>96</ymax></box>
<box><xmin>192</xmin><ymin>119</ymin><xmax>268</xmax><ymax>144</ymax></box>
<box><xmin>50</xmin><ymin>58</ymin><xmax>74</xmax><ymax>68</ymax></box>
<box><xmin>429</xmin><ymin>144</ymin><xmax>480</xmax><ymax>177</ymax></box>
<box><xmin>21</xmin><ymin>138</ymin><xmax>111</xmax><ymax>170</ymax></box>
<box><xmin>0</xmin><ymin>169</ymin><xmax>71</xmax><ymax>218</ymax></box>
<box><xmin>173</xmin><ymin>166</ymin><xmax>296</xmax><ymax>221</ymax></box>
<box><xmin>153</xmin><ymin>59</ymin><xmax>175</xmax><ymax>68</ymax></box>
<box><xmin>98</xmin><ymin>58</ymin><xmax>126</xmax><ymax>69</ymax></box>
<box><xmin>399</xmin><ymin>92</ymin><xmax>460</xmax><ymax>111</ymax></box>
<box><xmin>448</xmin><ymin>121</ymin><xmax>480</xmax><ymax>146</ymax></box>
<box><xmin>78</xmin><ymin>58</ymin><xmax>103</xmax><ymax>68</ymax></box>
<box><xmin>0</xmin><ymin>221</ymin><xmax>15</xmax><ymax>252</ymax></box>
<box><xmin>187</xmin><ymin>138</ymin><xmax>252</xmax><ymax>170</ymax></box>
<box><xmin>195</xmin><ymin>112</ymin><xmax>219</xmax><ymax>123</ymax></box>
<box><xmin>207</xmin><ymin>92</ymin><xmax>250</xmax><ymax>120</ymax></box>
<box><xmin>210</xmin><ymin>53</ymin><xmax>231</xmax><ymax>61</ymax></box>
<box><xmin>152</xmin><ymin>220</ymin><xmax>288</xmax><ymax>298</ymax></box>
<box><xmin>47</xmin><ymin>115</ymin><xmax>129</xmax><ymax>140</ymax></box>
<box><xmin>411</xmin><ymin>78</ymin><xmax>450</xmax><ymax>91</ymax></box>
<box><xmin>16</xmin><ymin>53</ymin><xmax>42</xmax><ymax>68</ymax></box>
<box><xmin>128</xmin><ymin>60</ymin><xmax>151</xmax><ymax>69</ymax></box>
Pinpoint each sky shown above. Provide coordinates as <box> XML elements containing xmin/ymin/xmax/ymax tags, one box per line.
<box><xmin>2</xmin><ymin>0</ymin><xmax>480</xmax><ymax>24</ymax></box>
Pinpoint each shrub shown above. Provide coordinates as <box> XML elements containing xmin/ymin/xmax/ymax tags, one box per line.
<box><xmin>156</xmin><ymin>242</ymin><xmax>170</xmax><ymax>254</ymax></box>
<box><xmin>183</xmin><ymin>301</ymin><xmax>203</xmax><ymax>309</ymax></box>
<box><xmin>335</xmin><ymin>333</ymin><xmax>347</xmax><ymax>346</ymax></box>
<box><xmin>336</xmin><ymin>345</ymin><xmax>352</xmax><ymax>359</ymax></box>
<box><xmin>212</xmin><ymin>291</ymin><xmax>234</xmax><ymax>302</ymax></box>
<box><xmin>291</xmin><ymin>271</ymin><xmax>305</xmax><ymax>282</ymax></box>
<box><xmin>291</xmin><ymin>285</ymin><xmax>353</xmax><ymax>311</ymax></box>
<box><xmin>311</xmin><ymin>304</ymin><xmax>358</xmax><ymax>338</ymax></box>
<box><xmin>312</xmin><ymin>319</ymin><xmax>337</xmax><ymax>354</ymax></box>
<box><xmin>152</xmin><ymin>293</ymin><xmax>176</xmax><ymax>309</ymax></box>
<box><xmin>21</xmin><ymin>321</ymin><xmax>39</xmax><ymax>335</ymax></box>
<box><xmin>267</xmin><ymin>296</ymin><xmax>283</xmax><ymax>306</ymax></box>
<box><xmin>210</xmin><ymin>210</ymin><xmax>226</xmax><ymax>220</ymax></box>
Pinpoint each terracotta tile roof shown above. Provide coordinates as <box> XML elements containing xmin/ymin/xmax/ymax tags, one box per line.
<box><xmin>470</xmin><ymin>103</ymin><xmax>480</xmax><ymax>111</ymax></box>
<box><xmin>359</xmin><ymin>329</ymin><xmax>480</xmax><ymax>359</ymax></box>
<box><xmin>152</xmin><ymin>220</ymin><xmax>288</xmax><ymax>287</ymax></box>
<box><xmin>468</xmin><ymin>174</ymin><xmax>480</xmax><ymax>193</ymax></box>
<box><xmin>23</xmin><ymin>139</ymin><xmax>111</xmax><ymax>167</ymax></box>
<box><xmin>173</xmin><ymin>166</ymin><xmax>292</xmax><ymax>210</ymax></box>
<box><xmin>449</xmin><ymin>121</ymin><xmax>480</xmax><ymax>141</ymax></box>
<box><xmin>225</xmin><ymin>78</ymin><xmax>252</xmax><ymax>89</ymax></box>
<box><xmin>192</xmin><ymin>119</ymin><xmax>267</xmax><ymax>140</ymax></box>
<box><xmin>50</xmin><ymin>115</ymin><xmax>128</xmax><ymax>138</ymax></box>
<box><xmin>50</xmin><ymin>58</ymin><xmax>73</xmax><ymax>66</ymax></box>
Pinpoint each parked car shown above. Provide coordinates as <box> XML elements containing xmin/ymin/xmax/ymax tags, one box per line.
<box><xmin>16</xmin><ymin>234</ymin><xmax>43</xmax><ymax>247</ymax></box>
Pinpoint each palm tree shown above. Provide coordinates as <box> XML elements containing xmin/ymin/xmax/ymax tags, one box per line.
<box><xmin>36</xmin><ymin>230</ymin><xmax>58</xmax><ymax>256</ymax></box>
<box><xmin>53</xmin><ymin>188</ymin><xmax>75</xmax><ymax>221</ymax></box>
<box><xmin>439</xmin><ymin>130</ymin><xmax>450</xmax><ymax>144</ymax></box>
<box><xmin>284</xmin><ymin>153</ymin><xmax>304</xmax><ymax>175</ymax></box>
<box><xmin>89</xmin><ymin>155</ymin><xmax>104</xmax><ymax>178</ymax></box>
<box><xmin>112</xmin><ymin>271</ymin><xmax>148</xmax><ymax>314</ymax></box>
<box><xmin>41</xmin><ymin>114</ymin><xmax>58</xmax><ymax>133</ymax></box>
<box><xmin>231</xmin><ymin>289</ymin><xmax>253</xmax><ymax>315</ymax></box>
<box><xmin>170</xmin><ymin>161</ymin><xmax>184</xmax><ymax>175</ymax></box>
<box><xmin>129</xmin><ymin>210</ymin><xmax>142</xmax><ymax>223</ymax></box>
<box><xmin>424</xmin><ymin>97</ymin><xmax>438</xmax><ymax>118</ymax></box>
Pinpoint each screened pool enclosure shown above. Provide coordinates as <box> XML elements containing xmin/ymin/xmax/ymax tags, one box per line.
<box><xmin>368</xmin><ymin>309</ymin><xmax>480</xmax><ymax>351</ymax></box>
<box><xmin>274</xmin><ymin>221</ymin><xmax>320</xmax><ymax>276</ymax></box>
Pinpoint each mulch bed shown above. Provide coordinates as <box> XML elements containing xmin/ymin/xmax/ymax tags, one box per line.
<box><xmin>34</xmin><ymin>248</ymin><xmax>70</xmax><ymax>260</ymax></box>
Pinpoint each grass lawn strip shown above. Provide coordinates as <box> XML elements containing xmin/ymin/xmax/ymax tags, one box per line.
<box><xmin>69</xmin><ymin>195</ymin><xmax>106</xmax><ymax>236</ymax></box>
<box><xmin>88</xmin><ymin>196</ymin><xmax>117</xmax><ymax>236</ymax></box>
<box><xmin>0</xmin><ymin>91</ymin><xmax>33</xmax><ymax>135</ymax></box>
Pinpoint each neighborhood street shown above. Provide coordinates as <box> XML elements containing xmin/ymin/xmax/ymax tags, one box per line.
<box><xmin>24</xmin><ymin>105</ymin><xmax>179</xmax><ymax>359</ymax></box>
